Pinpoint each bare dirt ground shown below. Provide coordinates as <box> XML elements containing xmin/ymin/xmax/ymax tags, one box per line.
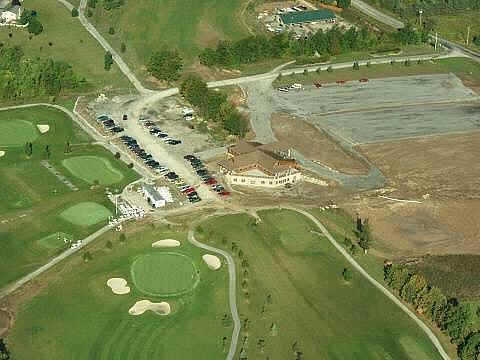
<box><xmin>358</xmin><ymin>131</ymin><xmax>480</xmax><ymax>199</ymax></box>
<box><xmin>0</xmin><ymin>309</ymin><xmax>11</xmax><ymax>337</ymax></box>
<box><xmin>345</xmin><ymin>198</ymin><xmax>480</xmax><ymax>257</ymax></box>
<box><xmin>271</xmin><ymin>113</ymin><xmax>368</xmax><ymax>174</ymax></box>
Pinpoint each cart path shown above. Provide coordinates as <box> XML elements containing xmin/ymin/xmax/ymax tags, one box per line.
<box><xmin>188</xmin><ymin>229</ymin><xmax>240</xmax><ymax>360</ymax></box>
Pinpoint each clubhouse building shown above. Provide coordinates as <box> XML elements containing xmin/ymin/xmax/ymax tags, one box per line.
<box><xmin>218</xmin><ymin>140</ymin><xmax>302</xmax><ymax>188</ymax></box>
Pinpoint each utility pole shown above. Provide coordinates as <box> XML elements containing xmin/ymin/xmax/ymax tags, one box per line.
<box><xmin>435</xmin><ymin>32</ymin><xmax>438</xmax><ymax>51</ymax></box>
<box><xmin>466</xmin><ymin>25</ymin><xmax>471</xmax><ymax>46</ymax></box>
<box><xmin>419</xmin><ymin>9</ymin><xmax>423</xmax><ymax>27</ymax></box>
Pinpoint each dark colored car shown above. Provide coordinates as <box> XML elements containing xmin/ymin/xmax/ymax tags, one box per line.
<box><xmin>111</xmin><ymin>127</ymin><xmax>124</xmax><ymax>133</ymax></box>
<box><xmin>184</xmin><ymin>155</ymin><xmax>196</xmax><ymax>161</ymax></box>
<box><xmin>123</xmin><ymin>114</ymin><xmax>128</xmax><ymax>121</ymax></box>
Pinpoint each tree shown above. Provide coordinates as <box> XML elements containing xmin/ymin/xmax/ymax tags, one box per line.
<box><xmin>87</xmin><ymin>0</ymin><xmax>97</xmax><ymax>8</ymax></box>
<box><xmin>459</xmin><ymin>331</ymin><xmax>480</xmax><ymax>360</ymax></box>
<box><xmin>0</xmin><ymin>338</ymin><xmax>10</xmax><ymax>360</ymax></box>
<box><xmin>342</xmin><ymin>267</ymin><xmax>353</xmax><ymax>281</ymax></box>
<box><xmin>353</xmin><ymin>61</ymin><xmax>360</xmax><ymax>70</ymax></box>
<box><xmin>400</xmin><ymin>274</ymin><xmax>427</xmax><ymax>304</ymax></box>
<box><xmin>127</xmin><ymin>162</ymin><xmax>134</xmax><ymax>168</ymax></box>
<box><xmin>147</xmin><ymin>49</ymin><xmax>183</xmax><ymax>82</ymax></box>
<box><xmin>404</xmin><ymin>59</ymin><xmax>411</xmax><ymax>66</ymax></box>
<box><xmin>114</xmin><ymin>152</ymin><xmax>121</xmax><ymax>159</ymax></box>
<box><xmin>83</xmin><ymin>251</ymin><xmax>92</xmax><ymax>262</ymax></box>
<box><xmin>27</xmin><ymin>17</ymin><xmax>44</xmax><ymax>35</ymax></box>
<box><xmin>71</xmin><ymin>8</ymin><xmax>79</xmax><ymax>17</ymax></box>
<box><xmin>440</xmin><ymin>300</ymin><xmax>474</xmax><ymax>344</ymax></box>
<box><xmin>327</xmin><ymin>65</ymin><xmax>333</xmax><ymax>72</ymax></box>
<box><xmin>474</xmin><ymin>36</ymin><xmax>480</xmax><ymax>47</ymax></box>
<box><xmin>104</xmin><ymin>51</ymin><xmax>114</xmax><ymax>71</ymax></box>
<box><xmin>106</xmin><ymin>240</ymin><xmax>113</xmax><ymax>250</ymax></box>
<box><xmin>337</xmin><ymin>0</ymin><xmax>352</xmax><ymax>9</ymax></box>
<box><xmin>45</xmin><ymin>145</ymin><xmax>51</xmax><ymax>159</ymax></box>
<box><xmin>120</xmin><ymin>43</ymin><xmax>126</xmax><ymax>53</ymax></box>
<box><xmin>108</xmin><ymin>26</ymin><xmax>115</xmax><ymax>35</ymax></box>
<box><xmin>119</xmin><ymin>233</ymin><xmax>126</xmax><ymax>244</ymax></box>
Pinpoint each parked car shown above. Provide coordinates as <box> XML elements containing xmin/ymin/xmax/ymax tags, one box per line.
<box><xmin>184</xmin><ymin>155</ymin><xmax>196</xmax><ymax>161</ymax></box>
<box><xmin>111</xmin><ymin>127</ymin><xmax>124</xmax><ymax>133</ymax></box>
<box><xmin>219</xmin><ymin>191</ymin><xmax>231</xmax><ymax>196</ymax></box>
<box><xmin>122</xmin><ymin>114</ymin><xmax>128</xmax><ymax>121</ymax></box>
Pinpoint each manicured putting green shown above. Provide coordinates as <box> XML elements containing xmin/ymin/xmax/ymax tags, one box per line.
<box><xmin>131</xmin><ymin>252</ymin><xmax>199</xmax><ymax>296</ymax></box>
<box><xmin>37</xmin><ymin>232</ymin><xmax>74</xmax><ymax>249</ymax></box>
<box><xmin>60</xmin><ymin>202</ymin><xmax>112</xmax><ymax>226</ymax></box>
<box><xmin>0</xmin><ymin>120</ymin><xmax>39</xmax><ymax>147</ymax></box>
<box><xmin>62</xmin><ymin>156</ymin><xmax>123</xmax><ymax>185</ymax></box>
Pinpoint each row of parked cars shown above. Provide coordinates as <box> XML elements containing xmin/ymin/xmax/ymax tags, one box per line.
<box><xmin>184</xmin><ymin>155</ymin><xmax>230</xmax><ymax>197</ymax></box>
<box><xmin>139</xmin><ymin>118</ymin><xmax>182</xmax><ymax>146</ymax></box>
<box><xmin>119</xmin><ymin>135</ymin><xmax>201</xmax><ymax>204</ymax></box>
<box><xmin>96</xmin><ymin>115</ymin><xmax>124</xmax><ymax>133</ymax></box>
<box><xmin>277</xmin><ymin>83</ymin><xmax>302</xmax><ymax>93</ymax></box>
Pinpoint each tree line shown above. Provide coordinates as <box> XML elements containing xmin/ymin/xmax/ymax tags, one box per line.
<box><xmin>0</xmin><ymin>45</ymin><xmax>84</xmax><ymax>100</ymax></box>
<box><xmin>366</xmin><ymin>0</ymin><xmax>479</xmax><ymax>17</ymax></box>
<box><xmin>384</xmin><ymin>263</ymin><xmax>480</xmax><ymax>359</ymax></box>
<box><xmin>180</xmin><ymin>75</ymin><xmax>248</xmax><ymax>137</ymax></box>
<box><xmin>199</xmin><ymin>25</ymin><xmax>424</xmax><ymax>67</ymax></box>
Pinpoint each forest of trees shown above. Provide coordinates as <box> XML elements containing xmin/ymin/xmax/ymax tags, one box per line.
<box><xmin>199</xmin><ymin>25</ymin><xmax>423</xmax><ymax>67</ymax></box>
<box><xmin>0</xmin><ymin>46</ymin><xmax>84</xmax><ymax>100</ymax></box>
<box><xmin>180</xmin><ymin>75</ymin><xmax>248</xmax><ymax>137</ymax></box>
<box><xmin>384</xmin><ymin>264</ymin><xmax>480</xmax><ymax>359</ymax></box>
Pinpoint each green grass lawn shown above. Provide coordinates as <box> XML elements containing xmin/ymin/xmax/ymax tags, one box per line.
<box><xmin>88</xmin><ymin>0</ymin><xmax>249</xmax><ymax>85</ymax></box>
<box><xmin>0</xmin><ymin>106</ymin><xmax>139</xmax><ymax>288</ymax></box>
<box><xmin>0</xmin><ymin>120</ymin><xmax>39</xmax><ymax>146</ymax></box>
<box><xmin>59</xmin><ymin>202</ymin><xmax>113</xmax><ymax>226</ymax></box>
<box><xmin>196</xmin><ymin>209</ymin><xmax>444</xmax><ymax>359</ymax></box>
<box><xmin>131</xmin><ymin>252</ymin><xmax>200</xmax><ymax>296</ymax></box>
<box><xmin>7</xmin><ymin>224</ymin><xmax>230</xmax><ymax>360</ymax></box>
<box><xmin>0</xmin><ymin>0</ymin><xmax>131</xmax><ymax>94</ymax></box>
<box><xmin>432</xmin><ymin>11</ymin><xmax>480</xmax><ymax>51</ymax></box>
<box><xmin>62</xmin><ymin>155</ymin><xmax>124</xmax><ymax>185</ymax></box>
<box><xmin>275</xmin><ymin>57</ymin><xmax>480</xmax><ymax>88</ymax></box>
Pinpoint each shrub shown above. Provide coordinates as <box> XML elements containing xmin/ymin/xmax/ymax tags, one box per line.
<box><xmin>71</xmin><ymin>8</ymin><xmax>79</xmax><ymax>17</ymax></box>
<box><xmin>108</xmin><ymin>27</ymin><xmax>115</xmax><ymax>35</ymax></box>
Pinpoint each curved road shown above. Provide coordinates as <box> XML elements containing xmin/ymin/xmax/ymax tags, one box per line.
<box><xmin>283</xmin><ymin>207</ymin><xmax>450</xmax><ymax>360</ymax></box>
<box><xmin>188</xmin><ymin>229</ymin><xmax>240</xmax><ymax>360</ymax></box>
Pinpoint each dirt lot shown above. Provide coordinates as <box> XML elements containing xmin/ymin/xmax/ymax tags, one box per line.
<box><xmin>358</xmin><ymin>131</ymin><xmax>480</xmax><ymax>199</ymax></box>
<box><xmin>271</xmin><ymin>113</ymin><xmax>368</xmax><ymax>174</ymax></box>
<box><xmin>346</xmin><ymin>198</ymin><xmax>480</xmax><ymax>257</ymax></box>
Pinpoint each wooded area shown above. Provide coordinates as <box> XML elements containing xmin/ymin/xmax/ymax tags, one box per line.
<box><xmin>199</xmin><ymin>25</ymin><xmax>424</xmax><ymax>67</ymax></box>
<box><xmin>0</xmin><ymin>46</ymin><xmax>84</xmax><ymax>100</ymax></box>
<box><xmin>384</xmin><ymin>263</ymin><xmax>480</xmax><ymax>359</ymax></box>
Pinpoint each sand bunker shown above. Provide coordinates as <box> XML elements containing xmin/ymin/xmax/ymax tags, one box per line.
<box><xmin>202</xmin><ymin>254</ymin><xmax>221</xmax><ymax>270</ymax></box>
<box><xmin>152</xmin><ymin>239</ymin><xmax>181</xmax><ymax>248</ymax></box>
<box><xmin>107</xmin><ymin>278</ymin><xmax>130</xmax><ymax>295</ymax></box>
<box><xmin>37</xmin><ymin>124</ymin><xmax>50</xmax><ymax>134</ymax></box>
<box><xmin>128</xmin><ymin>300</ymin><xmax>171</xmax><ymax>316</ymax></box>
<box><xmin>0</xmin><ymin>151</ymin><xmax>4</xmax><ymax>158</ymax></box>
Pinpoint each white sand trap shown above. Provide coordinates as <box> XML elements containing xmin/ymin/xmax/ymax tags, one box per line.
<box><xmin>0</xmin><ymin>151</ymin><xmax>4</xmax><ymax>158</ymax></box>
<box><xmin>107</xmin><ymin>278</ymin><xmax>130</xmax><ymax>295</ymax></box>
<box><xmin>128</xmin><ymin>300</ymin><xmax>171</xmax><ymax>316</ymax></box>
<box><xmin>37</xmin><ymin>124</ymin><xmax>50</xmax><ymax>134</ymax></box>
<box><xmin>202</xmin><ymin>254</ymin><xmax>221</xmax><ymax>270</ymax></box>
<box><xmin>152</xmin><ymin>239</ymin><xmax>181</xmax><ymax>248</ymax></box>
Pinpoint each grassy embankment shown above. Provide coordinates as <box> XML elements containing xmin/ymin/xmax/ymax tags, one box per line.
<box><xmin>88</xmin><ymin>0</ymin><xmax>250</xmax><ymax>86</ymax></box>
<box><xmin>0</xmin><ymin>106</ymin><xmax>138</xmax><ymax>288</ymax></box>
<box><xmin>196</xmin><ymin>209</ymin><xmax>445</xmax><ymax>359</ymax></box>
<box><xmin>274</xmin><ymin>57</ymin><xmax>480</xmax><ymax>87</ymax></box>
<box><xmin>7</xmin><ymin>223</ymin><xmax>230</xmax><ymax>360</ymax></box>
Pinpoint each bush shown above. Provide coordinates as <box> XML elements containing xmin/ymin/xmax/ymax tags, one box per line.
<box><xmin>104</xmin><ymin>51</ymin><xmax>113</xmax><ymax>71</ymax></box>
<box><xmin>114</xmin><ymin>152</ymin><xmax>120</xmax><ymax>159</ymax></box>
<box><xmin>342</xmin><ymin>268</ymin><xmax>353</xmax><ymax>281</ymax></box>
<box><xmin>106</xmin><ymin>240</ymin><xmax>113</xmax><ymax>249</ymax></box>
<box><xmin>87</xmin><ymin>0</ymin><xmax>97</xmax><ymax>8</ymax></box>
<box><xmin>120</xmin><ymin>43</ymin><xmax>126</xmax><ymax>53</ymax></box>
<box><xmin>86</xmin><ymin>9</ymin><xmax>93</xmax><ymax>17</ymax></box>
<box><xmin>127</xmin><ymin>162</ymin><xmax>134</xmax><ymax>168</ymax></box>
<box><xmin>71</xmin><ymin>8</ymin><xmax>79</xmax><ymax>17</ymax></box>
<box><xmin>108</xmin><ymin>27</ymin><xmax>115</xmax><ymax>35</ymax></box>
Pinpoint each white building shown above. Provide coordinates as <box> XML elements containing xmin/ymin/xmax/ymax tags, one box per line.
<box><xmin>0</xmin><ymin>0</ymin><xmax>22</xmax><ymax>24</ymax></box>
<box><xmin>218</xmin><ymin>140</ymin><xmax>302</xmax><ymax>188</ymax></box>
<box><xmin>142</xmin><ymin>183</ymin><xmax>166</xmax><ymax>208</ymax></box>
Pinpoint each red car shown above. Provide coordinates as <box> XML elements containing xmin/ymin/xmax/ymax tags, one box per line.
<box><xmin>219</xmin><ymin>191</ymin><xmax>231</xmax><ymax>197</ymax></box>
<box><xmin>206</xmin><ymin>178</ymin><xmax>217</xmax><ymax>185</ymax></box>
<box><xmin>359</xmin><ymin>78</ymin><xmax>369</xmax><ymax>83</ymax></box>
<box><xmin>184</xmin><ymin>187</ymin><xmax>196</xmax><ymax>194</ymax></box>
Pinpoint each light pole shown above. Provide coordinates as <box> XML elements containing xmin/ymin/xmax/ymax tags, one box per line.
<box><xmin>418</xmin><ymin>9</ymin><xmax>423</xmax><ymax>28</ymax></box>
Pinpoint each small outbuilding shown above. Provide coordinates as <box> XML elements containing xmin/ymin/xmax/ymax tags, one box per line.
<box><xmin>142</xmin><ymin>183</ymin><xmax>166</xmax><ymax>208</ymax></box>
